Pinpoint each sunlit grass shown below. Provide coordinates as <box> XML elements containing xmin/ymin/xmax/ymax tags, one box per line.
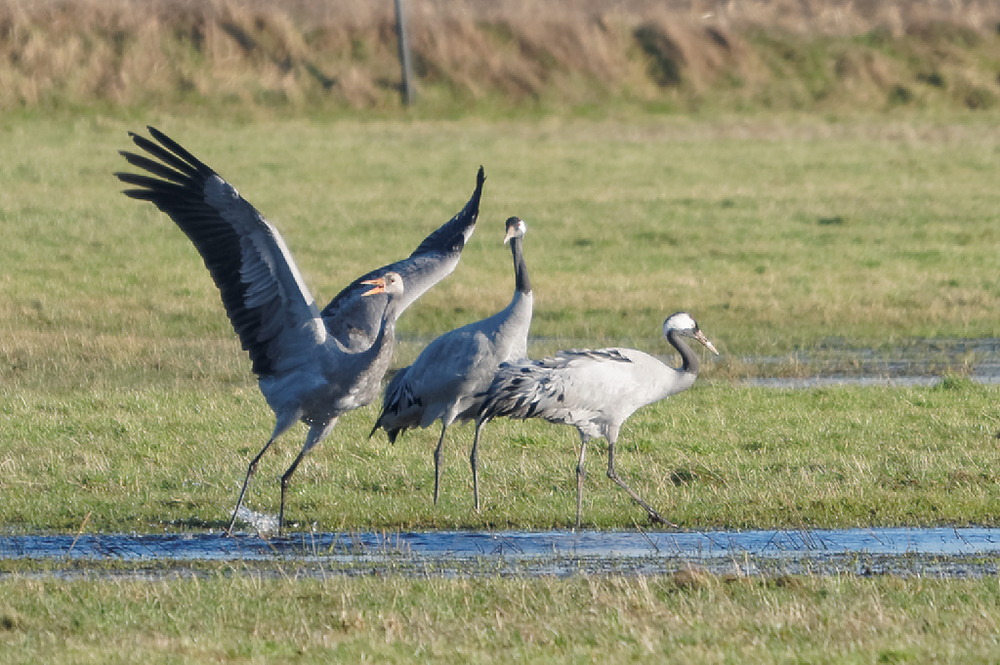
<box><xmin>2</xmin><ymin>379</ymin><xmax>997</xmax><ymax>532</ymax></box>
<box><xmin>3</xmin><ymin>108</ymin><xmax>1000</xmax><ymax>665</ymax></box>
<box><xmin>2</xmin><ymin>571</ymin><xmax>1000</xmax><ymax>663</ymax></box>
<box><xmin>1</xmin><ymin>116</ymin><xmax>1000</xmax><ymax>532</ymax></box>
<box><xmin>2</xmin><ymin>117</ymin><xmax>1000</xmax><ymax>389</ymax></box>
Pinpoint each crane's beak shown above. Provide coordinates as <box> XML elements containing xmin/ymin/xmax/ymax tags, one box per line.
<box><xmin>503</xmin><ymin>217</ymin><xmax>526</xmax><ymax>244</ymax></box>
<box><xmin>694</xmin><ymin>330</ymin><xmax>720</xmax><ymax>355</ymax></box>
<box><xmin>360</xmin><ymin>277</ymin><xmax>387</xmax><ymax>297</ymax></box>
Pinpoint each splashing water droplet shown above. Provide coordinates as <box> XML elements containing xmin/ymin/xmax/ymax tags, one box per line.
<box><xmin>234</xmin><ymin>506</ymin><xmax>280</xmax><ymax>537</ymax></box>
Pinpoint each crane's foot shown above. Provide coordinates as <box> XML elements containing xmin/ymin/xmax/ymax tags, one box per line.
<box><xmin>225</xmin><ymin>505</ymin><xmax>242</xmax><ymax>536</ymax></box>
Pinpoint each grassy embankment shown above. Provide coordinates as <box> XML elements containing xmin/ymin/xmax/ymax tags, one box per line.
<box><xmin>0</xmin><ymin>0</ymin><xmax>999</xmax><ymax>117</ymax></box>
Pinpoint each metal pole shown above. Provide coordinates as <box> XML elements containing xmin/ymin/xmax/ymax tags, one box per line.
<box><xmin>394</xmin><ymin>0</ymin><xmax>416</xmax><ymax>106</ymax></box>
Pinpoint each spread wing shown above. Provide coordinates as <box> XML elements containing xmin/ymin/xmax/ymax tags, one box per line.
<box><xmin>115</xmin><ymin>126</ymin><xmax>327</xmax><ymax>377</ymax></box>
<box><xmin>320</xmin><ymin>166</ymin><xmax>485</xmax><ymax>351</ymax></box>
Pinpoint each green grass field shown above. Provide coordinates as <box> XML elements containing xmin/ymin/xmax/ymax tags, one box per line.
<box><xmin>2</xmin><ymin>115</ymin><xmax>998</xmax><ymax>532</ymax></box>
<box><xmin>2</xmin><ymin>114</ymin><xmax>1000</xmax><ymax>662</ymax></box>
<box><xmin>3</xmin><ymin>571</ymin><xmax>1000</xmax><ymax>663</ymax></box>
<box><xmin>2</xmin><ymin>379</ymin><xmax>998</xmax><ymax>532</ymax></box>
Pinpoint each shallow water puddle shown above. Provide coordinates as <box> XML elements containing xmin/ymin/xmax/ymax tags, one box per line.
<box><xmin>744</xmin><ymin>374</ymin><xmax>1000</xmax><ymax>388</ymax></box>
<box><xmin>738</xmin><ymin>338</ymin><xmax>1000</xmax><ymax>388</ymax></box>
<box><xmin>4</xmin><ymin>528</ymin><xmax>1000</xmax><ymax>562</ymax></box>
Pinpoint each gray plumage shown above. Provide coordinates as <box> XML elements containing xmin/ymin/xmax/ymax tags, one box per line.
<box><xmin>476</xmin><ymin>312</ymin><xmax>719</xmax><ymax>527</ymax></box>
<box><xmin>370</xmin><ymin>217</ymin><xmax>533</xmax><ymax>505</ymax></box>
<box><xmin>115</xmin><ymin>126</ymin><xmax>484</xmax><ymax>534</ymax></box>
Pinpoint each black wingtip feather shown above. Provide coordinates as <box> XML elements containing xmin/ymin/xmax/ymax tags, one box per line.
<box><xmin>127</xmin><ymin>133</ymin><xmax>201</xmax><ymax>178</ymax></box>
<box><xmin>119</xmin><ymin>188</ymin><xmax>156</xmax><ymax>201</ymax></box>
<box><xmin>118</xmin><ymin>127</ymin><xmax>278</xmax><ymax>377</ymax></box>
<box><xmin>408</xmin><ymin>166</ymin><xmax>485</xmax><ymax>258</ymax></box>
<box><xmin>118</xmin><ymin>151</ymin><xmax>191</xmax><ymax>185</ymax></box>
<box><xmin>145</xmin><ymin>126</ymin><xmax>213</xmax><ymax>177</ymax></box>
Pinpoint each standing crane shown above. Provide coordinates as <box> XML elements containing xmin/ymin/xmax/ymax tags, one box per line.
<box><xmin>370</xmin><ymin>217</ymin><xmax>532</xmax><ymax>506</ymax></box>
<box><xmin>115</xmin><ymin>126</ymin><xmax>485</xmax><ymax>534</ymax></box>
<box><xmin>476</xmin><ymin>312</ymin><xmax>718</xmax><ymax>527</ymax></box>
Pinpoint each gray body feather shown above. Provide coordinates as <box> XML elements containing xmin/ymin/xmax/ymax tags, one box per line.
<box><xmin>377</xmin><ymin>290</ymin><xmax>532</xmax><ymax>437</ymax></box>
<box><xmin>481</xmin><ymin>347</ymin><xmax>695</xmax><ymax>443</ymax></box>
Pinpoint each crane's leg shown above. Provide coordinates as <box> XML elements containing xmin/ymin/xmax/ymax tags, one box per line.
<box><xmin>575</xmin><ymin>436</ymin><xmax>589</xmax><ymax>529</ymax></box>
<box><xmin>227</xmin><ymin>414</ymin><xmax>301</xmax><ymax>535</ymax></box>
<box><xmin>278</xmin><ymin>418</ymin><xmax>338</xmax><ymax>535</ymax></box>
<box><xmin>433</xmin><ymin>423</ymin><xmax>449</xmax><ymax>505</ymax></box>
<box><xmin>227</xmin><ymin>435</ymin><xmax>278</xmax><ymax>535</ymax></box>
<box><xmin>470</xmin><ymin>419</ymin><xmax>487</xmax><ymax>512</ymax></box>
<box><xmin>606</xmin><ymin>437</ymin><xmax>675</xmax><ymax>527</ymax></box>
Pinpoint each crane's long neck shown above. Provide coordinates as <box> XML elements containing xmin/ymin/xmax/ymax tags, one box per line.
<box><xmin>649</xmin><ymin>328</ymin><xmax>699</xmax><ymax>401</ymax></box>
<box><xmin>509</xmin><ymin>236</ymin><xmax>531</xmax><ymax>295</ymax></box>
<box><xmin>350</xmin><ymin>297</ymin><xmax>399</xmax><ymax>377</ymax></box>
<box><xmin>667</xmin><ymin>329</ymin><xmax>699</xmax><ymax>376</ymax></box>
<box><xmin>489</xmin><ymin>235</ymin><xmax>532</xmax><ymax>360</ymax></box>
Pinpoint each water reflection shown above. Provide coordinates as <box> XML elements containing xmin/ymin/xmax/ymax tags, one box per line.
<box><xmin>734</xmin><ymin>337</ymin><xmax>1000</xmax><ymax>388</ymax></box>
<box><xmin>743</xmin><ymin>373</ymin><xmax>1000</xmax><ymax>389</ymax></box>
<box><xmin>4</xmin><ymin>528</ymin><xmax>1000</xmax><ymax>561</ymax></box>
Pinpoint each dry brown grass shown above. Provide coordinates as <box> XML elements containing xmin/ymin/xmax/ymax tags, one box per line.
<box><xmin>0</xmin><ymin>0</ymin><xmax>998</xmax><ymax>113</ymax></box>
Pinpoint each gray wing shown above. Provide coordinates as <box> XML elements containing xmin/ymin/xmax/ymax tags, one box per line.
<box><xmin>321</xmin><ymin>166</ymin><xmax>486</xmax><ymax>350</ymax></box>
<box><xmin>116</xmin><ymin>126</ymin><xmax>326</xmax><ymax>377</ymax></box>
<box><xmin>479</xmin><ymin>349</ymin><xmax>635</xmax><ymax>425</ymax></box>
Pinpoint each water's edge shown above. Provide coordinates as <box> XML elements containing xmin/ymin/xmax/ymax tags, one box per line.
<box><xmin>4</xmin><ymin>529</ymin><xmax>1000</xmax><ymax>579</ymax></box>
